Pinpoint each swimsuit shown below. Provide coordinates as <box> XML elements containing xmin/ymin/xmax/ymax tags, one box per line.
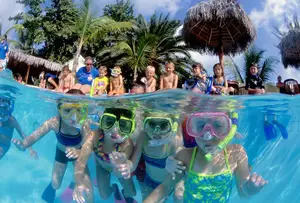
<box><xmin>94</xmin><ymin>133</ymin><xmax>120</xmax><ymax>163</ymax></box>
<box><xmin>55</xmin><ymin>118</ymin><xmax>82</xmax><ymax>163</ymax></box>
<box><xmin>184</xmin><ymin>147</ymin><xmax>233</xmax><ymax>203</ymax></box>
<box><xmin>0</xmin><ymin>125</ymin><xmax>14</xmax><ymax>158</ymax></box>
<box><xmin>141</xmin><ymin>144</ymin><xmax>169</xmax><ymax>189</ymax></box>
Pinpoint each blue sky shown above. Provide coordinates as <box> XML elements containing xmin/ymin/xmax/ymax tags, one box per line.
<box><xmin>1</xmin><ymin>0</ymin><xmax>300</xmax><ymax>83</ymax></box>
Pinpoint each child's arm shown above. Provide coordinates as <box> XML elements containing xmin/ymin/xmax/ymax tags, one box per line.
<box><xmin>233</xmin><ymin>145</ymin><xmax>267</xmax><ymax>197</ymax></box>
<box><xmin>74</xmin><ymin>129</ymin><xmax>97</xmax><ymax>185</ymax></box>
<box><xmin>109</xmin><ymin>78</ymin><xmax>113</xmax><ymax>92</ymax></box>
<box><xmin>118</xmin><ymin>75</ymin><xmax>124</xmax><ymax>91</ymax></box>
<box><xmin>147</xmin><ymin>78</ymin><xmax>156</xmax><ymax>92</ymax></box>
<box><xmin>12</xmin><ymin>116</ymin><xmax>39</xmax><ymax>159</ymax></box>
<box><xmin>160</xmin><ymin>75</ymin><xmax>164</xmax><ymax>90</ymax></box>
<box><xmin>173</xmin><ymin>74</ymin><xmax>178</xmax><ymax>88</ymax></box>
<box><xmin>12</xmin><ymin>117</ymin><xmax>57</xmax><ymax>149</ymax></box>
<box><xmin>70</xmin><ymin>74</ymin><xmax>75</xmax><ymax>89</ymax></box>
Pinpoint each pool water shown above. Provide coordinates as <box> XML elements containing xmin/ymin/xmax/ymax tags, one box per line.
<box><xmin>1</xmin><ymin>68</ymin><xmax>300</xmax><ymax>203</ymax></box>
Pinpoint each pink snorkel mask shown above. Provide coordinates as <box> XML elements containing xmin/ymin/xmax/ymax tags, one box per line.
<box><xmin>186</xmin><ymin>112</ymin><xmax>231</xmax><ymax>140</ymax></box>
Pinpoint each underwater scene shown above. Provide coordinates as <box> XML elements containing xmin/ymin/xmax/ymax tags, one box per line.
<box><xmin>1</xmin><ymin>68</ymin><xmax>300</xmax><ymax>203</ymax></box>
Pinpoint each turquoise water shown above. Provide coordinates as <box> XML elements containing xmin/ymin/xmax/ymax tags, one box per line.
<box><xmin>1</xmin><ymin>68</ymin><xmax>300</xmax><ymax>203</ymax></box>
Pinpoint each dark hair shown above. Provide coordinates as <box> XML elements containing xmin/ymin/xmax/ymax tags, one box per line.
<box><xmin>66</xmin><ymin>89</ymin><xmax>84</xmax><ymax>95</ymax></box>
<box><xmin>62</xmin><ymin>65</ymin><xmax>70</xmax><ymax>72</ymax></box>
<box><xmin>192</xmin><ymin>63</ymin><xmax>204</xmax><ymax>70</ymax></box>
<box><xmin>3</xmin><ymin>35</ymin><xmax>7</xmax><ymax>40</ymax></box>
<box><xmin>16</xmin><ymin>73</ymin><xmax>22</xmax><ymax>78</ymax></box>
<box><xmin>104</xmin><ymin>108</ymin><xmax>135</xmax><ymax>119</ymax></box>
<box><xmin>213</xmin><ymin>63</ymin><xmax>224</xmax><ymax>78</ymax></box>
<box><xmin>132</xmin><ymin>81</ymin><xmax>146</xmax><ymax>90</ymax></box>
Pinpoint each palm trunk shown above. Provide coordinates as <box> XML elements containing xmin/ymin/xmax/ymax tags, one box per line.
<box><xmin>133</xmin><ymin>65</ymin><xmax>138</xmax><ymax>82</ymax></box>
<box><xmin>73</xmin><ymin>38</ymin><xmax>84</xmax><ymax>73</ymax></box>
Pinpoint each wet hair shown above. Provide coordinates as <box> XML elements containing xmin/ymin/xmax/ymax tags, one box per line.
<box><xmin>192</xmin><ymin>63</ymin><xmax>204</xmax><ymax>70</ymax></box>
<box><xmin>132</xmin><ymin>81</ymin><xmax>146</xmax><ymax>90</ymax></box>
<box><xmin>104</xmin><ymin>108</ymin><xmax>135</xmax><ymax>119</ymax></box>
<box><xmin>182</xmin><ymin>117</ymin><xmax>197</xmax><ymax>148</ymax></box>
<box><xmin>66</xmin><ymin>89</ymin><xmax>84</xmax><ymax>95</ymax></box>
<box><xmin>16</xmin><ymin>73</ymin><xmax>22</xmax><ymax>78</ymax></box>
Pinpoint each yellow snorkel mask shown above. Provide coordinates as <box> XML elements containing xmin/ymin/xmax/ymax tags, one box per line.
<box><xmin>58</xmin><ymin>103</ymin><xmax>88</xmax><ymax>129</ymax></box>
<box><xmin>143</xmin><ymin>115</ymin><xmax>179</xmax><ymax>146</ymax></box>
<box><xmin>99</xmin><ymin>108</ymin><xmax>136</xmax><ymax>143</ymax></box>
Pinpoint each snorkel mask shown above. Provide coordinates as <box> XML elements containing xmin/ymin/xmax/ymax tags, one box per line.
<box><xmin>144</xmin><ymin>116</ymin><xmax>178</xmax><ymax>147</ymax></box>
<box><xmin>58</xmin><ymin>103</ymin><xmax>88</xmax><ymax>129</ymax></box>
<box><xmin>100</xmin><ymin>108</ymin><xmax>135</xmax><ymax>143</ymax></box>
<box><xmin>0</xmin><ymin>97</ymin><xmax>14</xmax><ymax>122</ymax></box>
<box><xmin>111</xmin><ymin>68</ymin><xmax>122</xmax><ymax>77</ymax></box>
<box><xmin>185</xmin><ymin>112</ymin><xmax>238</xmax><ymax>161</ymax></box>
<box><xmin>184</xmin><ymin>78</ymin><xmax>199</xmax><ymax>90</ymax></box>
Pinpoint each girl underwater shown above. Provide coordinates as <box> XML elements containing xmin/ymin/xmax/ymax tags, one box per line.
<box><xmin>0</xmin><ymin>95</ymin><xmax>38</xmax><ymax>160</ymax></box>
<box><xmin>110</xmin><ymin>111</ymin><xmax>185</xmax><ymax>202</ymax></box>
<box><xmin>144</xmin><ymin>111</ymin><xmax>267</xmax><ymax>203</ymax></box>
<box><xmin>12</xmin><ymin>89</ymin><xmax>93</xmax><ymax>203</ymax></box>
<box><xmin>73</xmin><ymin>107</ymin><xmax>137</xmax><ymax>203</ymax></box>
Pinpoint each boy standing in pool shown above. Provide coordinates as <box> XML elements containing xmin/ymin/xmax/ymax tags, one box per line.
<box><xmin>160</xmin><ymin>62</ymin><xmax>178</xmax><ymax>90</ymax></box>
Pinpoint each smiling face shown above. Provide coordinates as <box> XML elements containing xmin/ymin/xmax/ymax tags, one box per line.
<box><xmin>165</xmin><ymin>63</ymin><xmax>175</xmax><ymax>74</ymax></box>
<box><xmin>146</xmin><ymin>69</ymin><xmax>155</xmax><ymax>79</ymax></box>
<box><xmin>250</xmin><ymin>66</ymin><xmax>258</xmax><ymax>75</ymax></box>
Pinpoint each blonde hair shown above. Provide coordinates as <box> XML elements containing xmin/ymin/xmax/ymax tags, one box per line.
<box><xmin>146</xmin><ymin>66</ymin><xmax>155</xmax><ymax>73</ymax></box>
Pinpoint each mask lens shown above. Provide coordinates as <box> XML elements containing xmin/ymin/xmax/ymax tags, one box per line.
<box><xmin>144</xmin><ymin>118</ymin><xmax>172</xmax><ymax>134</ymax></box>
<box><xmin>119</xmin><ymin>118</ymin><xmax>133</xmax><ymax>134</ymax></box>
<box><xmin>101</xmin><ymin>115</ymin><xmax>116</xmax><ymax>130</ymax></box>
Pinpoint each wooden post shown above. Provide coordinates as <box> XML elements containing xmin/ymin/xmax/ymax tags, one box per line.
<box><xmin>25</xmin><ymin>64</ymin><xmax>30</xmax><ymax>84</ymax></box>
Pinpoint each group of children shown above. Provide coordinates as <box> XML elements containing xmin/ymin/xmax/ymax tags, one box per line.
<box><xmin>0</xmin><ymin>88</ymin><xmax>268</xmax><ymax>203</ymax></box>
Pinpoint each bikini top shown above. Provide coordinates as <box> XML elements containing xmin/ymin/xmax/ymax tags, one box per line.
<box><xmin>94</xmin><ymin>133</ymin><xmax>120</xmax><ymax>163</ymax></box>
<box><xmin>56</xmin><ymin>118</ymin><xmax>82</xmax><ymax>147</ymax></box>
<box><xmin>213</xmin><ymin>77</ymin><xmax>225</xmax><ymax>87</ymax></box>
<box><xmin>142</xmin><ymin>143</ymin><xmax>169</xmax><ymax>169</ymax></box>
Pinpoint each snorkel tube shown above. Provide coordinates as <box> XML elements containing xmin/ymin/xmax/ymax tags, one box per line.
<box><xmin>205</xmin><ymin>112</ymin><xmax>238</xmax><ymax>161</ymax></box>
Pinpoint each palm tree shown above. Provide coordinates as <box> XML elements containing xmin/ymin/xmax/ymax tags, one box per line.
<box><xmin>243</xmin><ymin>46</ymin><xmax>278</xmax><ymax>83</ymax></box>
<box><xmin>72</xmin><ymin>0</ymin><xmax>133</xmax><ymax>72</ymax></box>
<box><xmin>97</xmin><ymin>13</ymin><xmax>191</xmax><ymax>81</ymax></box>
<box><xmin>0</xmin><ymin>23</ymin><xmax>25</xmax><ymax>49</ymax></box>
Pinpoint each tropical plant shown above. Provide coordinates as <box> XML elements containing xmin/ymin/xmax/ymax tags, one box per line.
<box><xmin>97</xmin><ymin>13</ymin><xmax>191</xmax><ymax>82</ymax></box>
<box><xmin>71</xmin><ymin>0</ymin><xmax>132</xmax><ymax>72</ymax></box>
<box><xmin>0</xmin><ymin>23</ymin><xmax>25</xmax><ymax>49</ymax></box>
<box><xmin>244</xmin><ymin>46</ymin><xmax>278</xmax><ymax>83</ymax></box>
<box><xmin>103</xmin><ymin>0</ymin><xmax>134</xmax><ymax>22</ymax></box>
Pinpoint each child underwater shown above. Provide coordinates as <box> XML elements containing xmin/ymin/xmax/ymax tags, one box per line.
<box><xmin>144</xmin><ymin>111</ymin><xmax>268</xmax><ymax>203</ymax></box>
<box><xmin>12</xmin><ymin>89</ymin><xmax>94</xmax><ymax>203</ymax></box>
<box><xmin>0</xmin><ymin>95</ymin><xmax>38</xmax><ymax>160</ymax></box>
<box><xmin>109</xmin><ymin>111</ymin><xmax>185</xmax><ymax>202</ymax></box>
<box><xmin>73</xmin><ymin>107</ymin><xmax>137</xmax><ymax>203</ymax></box>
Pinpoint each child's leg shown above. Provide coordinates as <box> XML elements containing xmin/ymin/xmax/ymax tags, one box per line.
<box><xmin>95</xmin><ymin>160</ymin><xmax>113</xmax><ymax>200</ymax></box>
<box><xmin>47</xmin><ymin>77</ymin><xmax>59</xmax><ymax>89</ymax></box>
<box><xmin>0</xmin><ymin>143</ymin><xmax>10</xmax><ymax>160</ymax></box>
<box><xmin>51</xmin><ymin>161</ymin><xmax>68</xmax><ymax>189</ymax></box>
<box><xmin>118</xmin><ymin>177</ymin><xmax>137</xmax><ymax>199</ymax></box>
<box><xmin>80</xmin><ymin>85</ymin><xmax>91</xmax><ymax>94</ymax></box>
<box><xmin>139</xmin><ymin>180</ymin><xmax>153</xmax><ymax>201</ymax></box>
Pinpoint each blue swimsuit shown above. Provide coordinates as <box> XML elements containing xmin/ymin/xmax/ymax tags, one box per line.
<box><xmin>0</xmin><ymin>125</ymin><xmax>14</xmax><ymax>158</ymax></box>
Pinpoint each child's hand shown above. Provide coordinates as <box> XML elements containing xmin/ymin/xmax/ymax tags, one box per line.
<box><xmin>65</xmin><ymin>147</ymin><xmax>80</xmax><ymax>159</ymax></box>
<box><xmin>243</xmin><ymin>173</ymin><xmax>268</xmax><ymax>196</ymax></box>
<box><xmin>109</xmin><ymin>151</ymin><xmax>132</xmax><ymax>179</ymax></box>
<box><xmin>73</xmin><ymin>184</ymin><xmax>89</xmax><ymax>203</ymax></box>
<box><xmin>165</xmin><ymin>156</ymin><xmax>186</xmax><ymax>179</ymax></box>
<box><xmin>29</xmin><ymin>148</ymin><xmax>39</xmax><ymax>160</ymax></box>
<box><xmin>11</xmin><ymin>139</ymin><xmax>26</xmax><ymax>151</ymax></box>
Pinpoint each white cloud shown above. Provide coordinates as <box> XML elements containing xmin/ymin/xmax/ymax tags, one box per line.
<box><xmin>0</xmin><ymin>0</ymin><xmax>24</xmax><ymax>36</ymax></box>
<box><xmin>249</xmin><ymin>0</ymin><xmax>300</xmax><ymax>31</ymax></box>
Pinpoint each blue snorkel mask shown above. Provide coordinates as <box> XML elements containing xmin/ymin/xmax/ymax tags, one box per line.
<box><xmin>0</xmin><ymin>97</ymin><xmax>14</xmax><ymax>122</ymax></box>
<box><xmin>184</xmin><ymin>78</ymin><xmax>199</xmax><ymax>90</ymax></box>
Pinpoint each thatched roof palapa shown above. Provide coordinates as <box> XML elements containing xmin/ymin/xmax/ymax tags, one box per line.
<box><xmin>8</xmin><ymin>50</ymin><xmax>63</xmax><ymax>71</ymax></box>
<box><xmin>278</xmin><ymin>30</ymin><xmax>300</xmax><ymax>69</ymax></box>
<box><xmin>182</xmin><ymin>0</ymin><xmax>256</xmax><ymax>56</ymax></box>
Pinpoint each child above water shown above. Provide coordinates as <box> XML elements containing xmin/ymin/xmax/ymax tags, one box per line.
<box><xmin>144</xmin><ymin>111</ymin><xmax>267</xmax><ymax>203</ymax></box>
<box><xmin>90</xmin><ymin>65</ymin><xmax>109</xmax><ymax>96</ymax></box>
<box><xmin>160</xmin><ymin>62</ymin><xmax>178</xmax><ymax>90</ymax></box>
<box><xmin>108</xmin><ymin>66</ymin><xmax>125</xmax><ymax>96</ymax></box>
<box><xmin>212</xmin><ymin>63</ymin><xmax>234</xmax><ymax>95</ymax></box>
<box><xmin>141</xmin><ymin>66</ymin><xmax>157</xmax><ymax>93</ymax></box>
<box><xmin>245</xmin><ymin>63</ymin><xmax>265</xmax><ymax>95</ymax></box>
<box><xmin>58</xmin><ymin>65</ymin><xmax>75</xmax><ymax>93</ymax></box>
<box><xmin>12</xmin><ymin>89</ymin><xmax>94</xmax><ymax>203</ymax></box>
<box><xmin>0</xmin><ymin>96</ymin><xmax>37</xmax><ymax>160</ymax></box>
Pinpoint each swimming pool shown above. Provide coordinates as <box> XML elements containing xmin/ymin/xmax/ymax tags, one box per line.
<box><xmin>1</xmin><ymin>68</ymin><xmax>300</xmax><ymax>203</ymax></box>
